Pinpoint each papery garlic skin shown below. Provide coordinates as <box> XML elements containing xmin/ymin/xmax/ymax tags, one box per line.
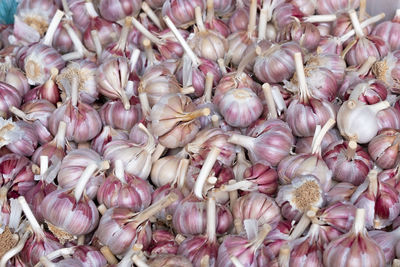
<box><xmin>368</xmin><ymin>129</ymin><xmax>400</xmax><ymax>169</ymax></box>
<box><xmin>99</xmin><ymin>0</ymin><xmax>142</xmax><ymax>22</ymax></box>
<box><xmin>316</xmin><ymin>0</ymin><xmax>360</xmax><ymax>15</ymax></box>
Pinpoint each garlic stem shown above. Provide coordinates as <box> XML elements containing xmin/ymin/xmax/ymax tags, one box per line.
<box><xmin>71</xmin><ymin>75</ymin><xmax>79</xmax><ymax>107</ymax></box>
<box><xmin>369</xmin><ymin>100</ymin><xmax>390</xmax><ymax>114</ymax></box>
<box><xmin>131</xmin><ymin>254</ymin><xmax>149</xmax><ymax>267</ymax></box>
<box><xmin>219</xmin><ymin>180</ymin><xmax>257</xmax><ymax>192</ymax></box>
<box><xmin>177</xmin><ymin>159</ymin><xmax>189</xmax><ymax>189</ymax></box>
<box><xmin>101</xmin><ymin>246</ymin><xmax>118</xmax><ymax>264</ymax></box>
<box><xmin>262</xmin><ymin>83</ymin><xmax>277</xmax><ymax>119</ymax></box>
<box><xmin>143</xmin><ymin>39</ymin><xmax>157</xmax><ymax>67</ymax></box>
<box><xmin>139</xmin><ymin>92</ymin><xmax>151</xmax><ymax>119</ymax></box>
<box><xmin>352</xmin><ymin>208</ymin><xmax>366</xmax><ymax>234</ymax></box>
<box><xmin>204</xmin><ymin>72</ymin><xmax>214</xmax><ymax>103</ymax></box>
<box><xmin>120</xmin><ymin>88</ymin><xmax>131</xmax><ymax>110</ymax></box>
<box><xmin>206</xmin><ymin>196</ymin><xmax>217</xmax><ymax>242</ymax></box>
<box><xmin>304</xmin><ymin>14</ymin><xmax>337</xmax><ymax>23</ymax></box>
<box><xmin>181</xmin><ymin>108</ymin><xmax>211</xmax><ymax>121</ymax></box>
<box><xmin>238</xmin><ymin>45</ymin><xmax>262</xmax><ymax>74</ymax></box>
<box><xmin>206</xmin><ymin>0</ymin><xmax>214</xmax><ymax>23</ymax></box>
<box><xmin>228</xmin><ymin>134</ymin><xmax>255</xmax><ymax>151</ymax></box>
<box><xmin>134</xmin><ymin>192</ymin><xmax>178</xmax><ymax>225</ymax></box>
<box><xmin>356</xmin><ymin>56</ymin><xmax>377</xmax><ymax>76</ymax></box>
<box><xmin>271</xmin><ymin>86</ymin><xmax>287</xmax><ymax>113</ymax></box>
<box><xmin>247</xmin><ymin>0</ymin><xmax>257</xmax><ymax>35</ymax></box>
<box><xmin>62</xmin><ymin>51</ymin><xmax>83</xmax><ymax>61</ymax></box>
<box><xmin>74</xmin><ymin>163</ymin><xmax>98</xmax><ymax>201</ymax></box>
<box><xmin>393</xmin><ymin>259</ymin><xmax>400</xmax><ymax>267</ymax></box>
<box><xmin>278</xmin><ymin>245</ymin><xmax>290</xmax><ymax>267</ymax></box>
<box><xmin>115</xmin><ymin>17</ymin><xmax>132</xmax><ymax>53</ymax></box>
<box><xmin>181</xmin><ymin>86</ymin><xmax>195</xmax><ymax>94</ymax></box>
<box><xmin>211</xmin><ymin>115</ymin><xmax>219</xmax><ymax>128</ymax></box>
<box><xmin>258</xmin><ymin>8</ymin><xmax>268</xmax><ymax>40</ymax></box>
<box><xmin>138</xmin><ymin>123</ymin><xmax>156</xmax><ymax>153</ymax></box>
<box><xmin>396</xmin><ymin>9</ymin><xmax>400</xmax><ymax>20</ymax></box>
<box><xmin>230</xmin><ymin>256</ymin><xmax>245</xmax><ymax>267</ymax></box>
<box><xmin>85</xmin><ymin>2</ymin><xmax>99</xmax><ymax>18</ymax></box>
<box><xmin>311</xmin><ymin>119</ymin><xmax>336</xmax><ymax>155</ymax></box>
<box><xmin>18</xmin><ymin>196</ymin><xmax>45</xmax><ymax>239</ymax></box>
<box><xmin>294</xmin><ymin>53</ymin><xmax>311</xmax><ymax>103</ymax></box>
<box><xmin>289</xmin><ymin>207</ymin><xmax>318</xmax><ymax>240</ymax></box>
<box><xmin>114</xmin><ymin>159</ymin><xmax>126</xmax><ymax>183</ymax></box>
<box><xmin>98</xmin><ymin>204</ymin><xmax>107</xmax><ymax>215</ymax></box>
<box><xmin>39</xmin><ymin>256</ymin><xmax>56</xmax><ymax>267</ymax></box>
<box><xmin>200</xmin><ymin>256</ymin><xmax>210</xmax><ymax>267</ymax></box>
<box><xmin>195</xmin><ymin>6</ymin><xmax>206</xmax><ymax>32</ymax></box>
<box><xmin>130</xmin><ymin>48</ymin><xmax>141</xmax><ymax>73</ymax></box>
<box><xmin>43</xmin><ymin>10</ymin><xmax>64</xmax><ymax>46</ymax></box>
<box><xmin>63</xmin><ymin>24</ymin><xmax>86</xmax><ymax>54</ymax></box>
<box><xmin>141</xmin><ymin>3</ymin><xmax>162</xmax><ymax>30</ymax></box>
<box><xmin>359</xmin><ymin>0</ymin><xmax>366</xmax><ymax>20</ymax></box>
<box><xmin>55</xmin><ymin>121</ymin><xmax>67</xmax><ymax>149</ymax></box>
<box><xmin>9</xmin><ymin>106</ymin><xmax>28</xmax><ymax>121</ymax></box>
<box><xmin>228</xmin><ymin>180</ymin><xmax>238</xmax><ymax>209</ymax></box>
<box><xmin>163</xmin><ymin>16</ymin><xmax>201</xmax><ymax>66</ymax></box>
<box><xmin>194</xmin><ymin>147</ymin><xmax>221</xmax><ymax>199</ymax></box>
<box><xmin>217</xmin><ymin>58</ymin><xmax>227</xmax><ymax>75</ymax></box>
<box><xmin>38</xmin><ymin>247</ymin><xmax>75</xmax><ymax>263</ymax></box>
<box><xmin>346</xmin><ymin>141</ymin><xmax>357</xmax><ymax>160</ymax></box>
<box><xmin>151</xmin><ymin>144</ymin><xmax>166</xmax><ymax>162</ymax></box>
<box><xmin>40</xmin><ymin>156</ymin><xmax>49</xmax><ymax>176</ymax></box>
<box><xmin>131</xmin><ymin>17</ymin><xmax>162</xmax><ymax>45</ymax></box>
<box><xmin>349</xmin><ymin>10</ymin><xmax>364</xmax><ymax>38</ymax></box>
<box><xmin>251</xmin><ymin>224</ymin><xmax>271</xmax><ymax>249</ymax></box>
<box><xmin>61</xmin><ymin>0</ymin><xmax>71</xmax><ymax>17</ymax></box>
<box><xmin>367</xmin><ymin>170</ymin><xmax>378</xmax><ymax>196</ymax></box>
<box><xmin>91</xmin><ymin>30</ymin><xmax>102</xmax><ymax>59</ymax></box>
<box><xmin>0</xmin><ymin>231</ymin><xmax>30</xmax><ymax>267</ymax></box>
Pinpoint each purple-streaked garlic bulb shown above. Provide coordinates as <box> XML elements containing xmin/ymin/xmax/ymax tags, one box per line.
<box><xmin>323</xmin><ymin>209</ymin><xmax>385</xmax><ymax>267</ymax></box>
<box><xmin>186</xmin><ymin>127</ymin><xmax>236</xmax><ymax>166</ymax></box>
<box><xmin>204</xmin><ymin>0</ymin><xmax>230</xmax><ymax>38</ymax></box>
<box><xmin>148</xmin><ymin>229</ymin><xmax>179</xmax><ymax>255</ymax></box>
<box><xmin>162</xmin><ymin>0</ymin><xmax>205</xmax><ymax>28</ymax></box>
<box><xmin>0</xmin><ymin>153</ymin><xmax>35</xmax><ymax>195</ymax></box>
<box><xmin>94</xmin><ymin>193</ymin><xmax>178</xmax><ymax>255</ymax></box>
<box><xmin>277</xmin><ymin>18</ymin><xmax>321</xmax><ymax>52</ymax></box>
<box><xmin>278</xmin><ymin>119</ymin><xmax>335</xmax><ymax>192</ymax></box>
<box><xmin>285</xmin><ymin>53</ymin><xmax>336</xmax><ymax>137</ymax></box>
<box><xmin>18</xmin><ymin>196</ymin><xmax>62</xmax><ymax>266</ymax></box>
<box><xmin>276</xmin><ymin>175</ymin><xmax>323</xmax><ymax>222</ymax></box>
<box><xmin>24</xmin><ymin>68</ymin><xmax>60</xmax><ymax>105</ymax></box>
<box><xmin>173</xmin><ymin>194</ymin><xmax>233</xmax><ymax>236</ymax></box>
<box><xmin>323</xmin><ymin>140</ymin><xmax>373</xmax><ymax>185</ymax></box>
<box><xmin>228</xmin><ymin>0</ymin><xmax>249</xmax><ymax>32</ymax></box>
<box><xmin>91</xmin><ymin>126</ymin><xmax>128</xmax><ymax>154</ymax></box>
<box><xmin>188</xmin><ymin>6</ymin><xmax>228</xmax><ymax>61</ymax></box>
<box><xmin>377</xmin><ymin>107</ymin><xmax>400</xmax><ymax>131</ymax></box>
<box><xmin>58</xmin><ymin>148</ymin><xmax>109</xmax><ymax>199</ymax></box>
<box><xmin>291</xmin><ymin>0</ymin><xmax>316</xmax><ymax>16</ymax></box>
<box><xmin>345</xmin><ymin>10</ymin><xmax>389</xmax><ymax>67</ymax></box>
<box><xmin>233</xmin><ymin>192</ymin><xmax>281</xmax><ymax>233</ymax></box>
<box><xmin>31</xmin><ymin>121</ymin><xmax>67</xmax><ymax>166</ymax></box>
<box><xmin>337</xmin><ymin>99</ymin><xmax>390</xmax><ymax>144</ymax></box>
<box><xmin>96</xmin><ymin>57</ymin><xmax>131</xmax><ymax>110</ymax></box>
<box><xmin>97</xmin><ymin>160</ymin><xmax>153</xmax><ymax>211</ymax></box>
<box><xmin>178</xmin><ymin>196</ymin><xmax>219</xmax><ymax>267</ymax></box>
<box><xmin>233</xmin><ymin>148</ymin><xmax>252</xmax><ymax>181</ymax></box>
<box><xmin>52</xmin><ymin>19</ymin><xmax>81</xmax><ymax>54</ymax></box>
<box><xmin>100</xmin><ymin>99</ymin><xmax>141</xmax><ymax>131</ymax></box>
<box><xmin>372</xmin><ymin>10</ymin><xmax>400</xmax><ymax>51</ymax></box>
<box><xmin>0</xmin><ymin>82</ymin><xmax>22</xmax><ymax>118</ymax></box>
<box><xmin>151</xmin><ymin>156</ymin><xmax>189</xmax><ymax>188</ymax></box>
<box><xmin>229</xmin><ymin>119</ymin><xmax>295</xmax><ymax>167</ymax></box>
<box><xmin>41</xmin><ymin>163</ymin><xmax>100</xmax><ymax>243</ymax></box>
<box><xmin>99</xmin><ymin>0</ymin><xmax>141</xmax><ymax>22</ymax></box>
<box><xmin>57</xmin><ymin>60</ymin><xmax>98</xmax><ymax>104</ymax></box>
<box><xmin>351</xmin><ymin>170</ymin><xmax>400</xmax><ymax>229</ymax></box>
<box><xmin>369</xmin><ymin>227</ymin><xmax>400</xmax><ymax>264</ymax></box>
<box><xmin>48</xmin><ymin>76</ymin><xmax>102</xmax><ymax>143</ymax></box>
<box><xmin>150</xmin><ymin>93</ymin><xmax>210</xmax><ymax>148</ymax></box>
<box><xmin>305</xmin><ymin>52</ymin><xmax>347</xmax><ymax>83</ymax></box>
<box><xmin>316</xmin><ymin>0</ymin><xmax>359</xmax><ymax>15</ymax></box>
<box><xmin>368</xmin><ymin>129</ymin><xmax>400</xmax><ymax>169</ymax></box>
<box><xmin>272</xmin><ymin>2</ymin><xmax>304</xmax><ymax>29</ymax></box>
<box><xmin>317</xmin><ymin>201</ymin><xmax>357</xmax><ymax>232</ymax></box>
<box><xmin>147</xmin><ymin>254</ymin><xmax>193</xmax><ymax>267</ymax></box>
<box><xmin>373</xmin><ymin>52</ymin><xmax>400</xmax><ymax>94</ymax></box>
<box><xmin>103</xmin><ymin>123</ymin><xmax>155</xmax><ymax>179</ymax></box>
<box><xmin>326</xmin><ymin>182</ymin><xmax>356</xmax><ymax>205</ymax></box>
<box><xmin>225</xmin><ymin>0</ymin><xmax>257</xmax><ymax>66</ymax></box>
<box><xmin>218</xmin><ymin>88</ymin><xmax>263</xmax><ymax>128</ymax></box>
<box><xmin>0</xmin><ymin>57</ymin><xmax>29</xmax><ymax>97</ymax></box>
<box><xmin>254</xmin><ymin>41</ymin><xmax>302</xmax><ymax>84</ymax></box>
<box><xmin>344</xmin><ymin>79</ymin><xmax>388</xmax><ymax>105</ymax></box>
<box><xmin>295</xmin><ymin>128</ymin><xmax>342</xmax><ymax>154</ymax></box>
<box><xmin>102</xmin><ymin>17</ymin><xmax>136</xmax><ymax>60</ymax></box>
<box><xmin>152</xmin><ymin>184</ymin><xmax>184</xmax><ymax>222</ymax></box>
<box><xmin>6</xmin><ymin>121</ymin><xmax>38</xmax><ymax>157</ymax></box>
<box><xmin>243</xmin><ymin>163</ymin><xmax>278</xmax><ymax>196</ymax></box>
<box><xmin>378</xmin><ymin>166</ymin><xmax>400</xmax><ymax>193</ymax></box>
<box><xmin>83</xmin><ymin>2</ymin><xmax>122</xmax><ymax>52</ymax></box>
<box><xmin>12</xmin><ymin>0</ymin><xmax>57</xmax><ymax>44</ymax></box>
<box><xmin>216</xmin><ymin>224</ymin><xmax>274</xmax><ymax>267</ymax></box>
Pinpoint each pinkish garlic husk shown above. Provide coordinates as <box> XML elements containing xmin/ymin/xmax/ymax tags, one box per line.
<box><xmin>52</xmin><ymin>19</ymin><xmax>82</xmax><ymax>54</ymax></box>
<box><xmin>317</xmin><ymin>201</ymin><xmax>357</xmax><ymax>232</ymax></box>
<box><xmin>162</xmin><ymin>0</ymin><xmax>205</xmax><ymax>28</ymax></box>
<box><xmin>337</xmin><ymin>99</ymin><xmax>390</xmax><ymax>144</ymax></box>
<box><xmin>295</xmin><ymin>128</ymin><xmax>342</xmax><ymax>154</ymax></box>
<box><xmin>346</xmin><ymin>79</ymin><xmax>388</xmax><ymax>105</ymax></box>
<box><xmin>148</xmin><ymin>229</ymin><xmax>179</xmax><ymax>255</ymax></box>
<box><xmin>147</xmin><ymin>254</ymin><xmax>193</xmax><ymax>267</ymax></box>
<box><xmin>58</xmin><ymin>148</ymin><xmax>109</xmax><ymax>199</ymax></box>
<box><xmin>229</xmin><ymin>119</ymin><xmax>295</xmax><ymax>167</ymax></box>
<box><xmin>151</xmin><ymin>156</ymin><xmax>188</xmax><ymax>188</ymax></box>
<box><xmin>6</xmin><ymin>120</ymin><xmax>38</xmax><ymax>157</ymax></box>
<box><xmin>316</xmin><ymin>0</ymin><xmax>360</xmax><ymax>15</ymax></box>
<box><xmin>323</xmin><ymin>140</ymin><xmax>373</xmax><ymax>185</ymax></box>
<box><xmin>99</xmin><ymin>99</ymin><xmax>142</xmax><ymax>131</ymax></box>
<box><xmin>276</xmin><ymin>175</ymin><xmax>323</xmax><ymax>222</ymax></box>
<box><xmin>98</xmin><ymin>0</ymin><xmax>141</xmax><ymax>22</ymax></box>
<box><xmin>24</xmin><ymin>68</ymin><xmax>60</xmax><ymax>105</ymax></box>
<box><xmin>377</xmin><ymin>106</ymin><xmax>400</xmax><ymax>131</ymax></box>
<box><xmin>305</xmin><ymin>52</ymin><xmax>347</xmax><ymax>84</ymax></box>
<box><xmin>16</xmin><ymin>99</ymin><xmax>57</xmax><ymax>132</ymax></box>
<box><xmin>152</xmin><ymin>184</ymin><xmax>185</xmax><ymax>222</ymax></box>
<box><xmin>243</xmin><ymin>163</ymin><xmax>278</xmax><ymax>196</ymax></box>
<box><xmin>103</xmin><ymin>123</ymin><xmax>155</xmax><ymax>179</ymax></box>
<box><xmin>0</xmin><ymin>117</ymin><xmax>24</xmax><ymax>149</ymax></box>
<box><xmin>323</xmin><ymin>208</ymin><xmax>385</xmax><ymax>267</ymax></box>
<box><xmin>0</xmin><ymin>57</ymin><xmax>29</xmax><ymax>97</ymax></box>
<box><xmin>0</xmin><ymin>153</ymin><xmax>35</xmax><ymax>195</ymax></box>
<box><xmin>368</xmin><ymin>129</ymin><xmax>400</xmax><ymax>169</ymax></box>
<box><xmin>369</xmin><ymin>227</ymin><xmax>400</xmax><ymax>264</ymax></box>
<box><xmin>372</xmin><ymin>10</ymin><xmax>400</xmax><ymax>51</ymax></box>
<box><xmin>272</xmin><ymin>2</ymin><xmax>303</xmax><ymax>29</ymax></box>
<box><xmin>97</xmin><ymin>159</ymin><xmax>153</xmax><ymax>211</ymax></box>
<box><xmin>232</xmin><ymin>147</ymin><xmax>252</xmax><ymax>181</ymax></box>
<box><xmin>91</xmin><ymin>125</ymin><xmax>129</xmax><ymax>154</ymax></box>
<box><xmin>94</xmin><ymin>192</ymin><xmax>178</xmax><ymax>255</ymax></box>
<box><xmin>0</xmin><ymin>82</ymin><xmax>22</xmax><ymax>118</ymax></box>
<box><xmin>150</xmin><ymin>93</ymin><xmax>210</xmax><ymax>149</ymax></box>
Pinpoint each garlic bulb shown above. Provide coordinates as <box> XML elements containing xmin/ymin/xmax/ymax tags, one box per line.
<box><xmin>368</xmin><ymin>129</ymin><xmax>400</xmax><ymax>169</ymax></box>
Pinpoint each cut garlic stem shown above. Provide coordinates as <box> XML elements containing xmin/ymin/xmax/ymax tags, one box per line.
<box><xmin>43</xmin><ymin>10</ymin><xmax>64</xmax><ymax>46</ymax></box>
<box><xmin>194</xmin><ymin>147</ymin><xmax>221</xmax><ymax>199</ymax></box>
<box><xmin>262</xmin><ymin>83</ymin><xmax>278</xmax><ymax>119</ymax></box>
<box><xmin>141</xmin><ymin>3</ymin><xmax>162</xmax><ymax>29</ymax></box>
<box><xmin>304</xmin><ymin>14</ymin><xmax>337</xmax><ymax>23</ymax></box>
